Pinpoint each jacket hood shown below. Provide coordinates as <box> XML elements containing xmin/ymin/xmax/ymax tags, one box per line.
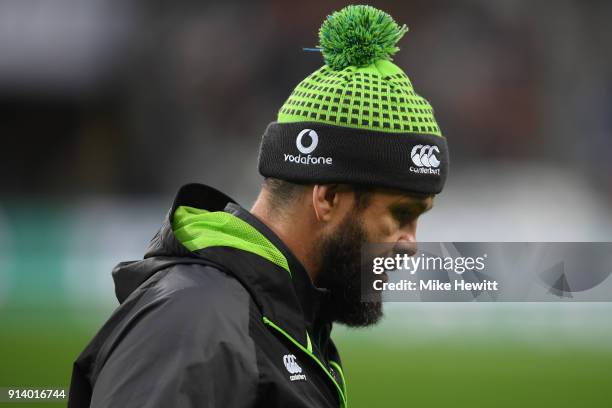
<box><xmin>112</xmin><ymin>183</ymin><xmax>331</xmax><ymax>352</ymax></box>
<box><xmin>111</xmin><ymin>184</ymin><xmax>238</xmax><ymax>303</ymax></box>
<box><xmin>73</xmin><ymin>183</ymin><xmax>344</xmax><ymax>408</ymax></box>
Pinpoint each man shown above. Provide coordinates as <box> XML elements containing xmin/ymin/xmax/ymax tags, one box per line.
<box><xmin>68</xmin><ymin>5</ymin><xmax>448</xmax><ymax>408</ymax></box>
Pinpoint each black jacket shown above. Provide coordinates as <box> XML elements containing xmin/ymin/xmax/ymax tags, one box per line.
<box><xmin>68</xmin><ymin>184</ymin><xmax>347</xmax><ymax>408</ymax></box>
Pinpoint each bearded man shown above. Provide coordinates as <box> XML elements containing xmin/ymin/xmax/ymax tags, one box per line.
<box><xmin>68</xmin><ymin>5</ymin><xmax>448</xmax><ymax>407</ymax></box>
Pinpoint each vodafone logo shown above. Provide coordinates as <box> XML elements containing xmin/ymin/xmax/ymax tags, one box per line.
<box><xmin>296</xmin><ymin>129</ymin><xmax>318</xmax><ymax>154</ymax></box>
<box><xmin>284</xmin><ymin>129</ymin><xmax>332</xmax><ymax>166</ymax></box>
<box><xmin>410</xmin><ymin>144</ymin><xmax>442</xmax><ymax>175</ymax></box>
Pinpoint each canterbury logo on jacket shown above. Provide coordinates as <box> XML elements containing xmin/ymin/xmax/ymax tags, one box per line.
<box><xmin>68</xmin><ymin>183</ymin><xmax>347</xmax><ymax>407</ymax></box>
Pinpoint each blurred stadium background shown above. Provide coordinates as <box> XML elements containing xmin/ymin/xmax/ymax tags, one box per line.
<box><xmin>1</xmin><ymin>0</ymin><xmax>612</xmax><ymax>407</ymax></box>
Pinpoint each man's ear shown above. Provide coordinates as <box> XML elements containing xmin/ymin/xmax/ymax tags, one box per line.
<box><xmin>312</xmin><ymin>184</ymin><xmax>341</xmax><ymax>222</ymax></box>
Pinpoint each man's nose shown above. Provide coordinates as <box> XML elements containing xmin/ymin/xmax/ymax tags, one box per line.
<box><xmin>393</xmin><ymin>222</ymin><xmax>418</xmax><ymax>256</ymax></box>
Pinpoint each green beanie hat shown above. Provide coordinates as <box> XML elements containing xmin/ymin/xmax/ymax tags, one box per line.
<box><xmin>258</xmin><ymin>4</ymin><xmax>449</xmax><ymax>195</ymax></box>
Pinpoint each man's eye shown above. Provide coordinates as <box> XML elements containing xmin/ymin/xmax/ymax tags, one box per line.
<box><xmin>393</xmin><ymin>210</ymin><xmax>416</xmax><ymax>225</ymax></box>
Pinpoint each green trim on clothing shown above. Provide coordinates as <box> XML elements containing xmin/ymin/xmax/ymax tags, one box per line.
<box><xmin>263</xmin><ymin>316</ymin><xmax>347</xmax><ymax>407</ymax></box>
<box><xmin>329</xmin><ymin>360</ymin><xmax>347</xmax><ymax>402</ymax></box>
<box><xmin>172</xmin><ymin>205</ymin><xmax>290</xmax><ymax>276</ymax></box>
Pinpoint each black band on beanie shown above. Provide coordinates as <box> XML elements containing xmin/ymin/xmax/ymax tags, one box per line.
<box><xmin>258</xmin><ymin>122</ymin><xmax>449</xmax><ymax>195</ymax></box>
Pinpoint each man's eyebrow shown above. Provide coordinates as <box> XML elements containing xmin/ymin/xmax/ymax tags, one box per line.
<box><xmin>390</xmin><ymin>198</ymin><xmax>433</xmax><ymax>214</ymax></box>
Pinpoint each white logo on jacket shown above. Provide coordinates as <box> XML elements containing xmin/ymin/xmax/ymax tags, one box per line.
<box><xmin>283</xmin><ymin>354</ymin><xmax>307</xmax><ymax>381</ymax></box>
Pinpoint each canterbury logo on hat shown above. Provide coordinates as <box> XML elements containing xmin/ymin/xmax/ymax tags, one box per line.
<box><xmin>409</xmin><ymin>144</ymin><xmax>442</xmax><ymax>176</ymax></box>
<box><xmin>411</xmin><ymin>144</ymin><xmax>441</xmax><ymax>168</ymax></box>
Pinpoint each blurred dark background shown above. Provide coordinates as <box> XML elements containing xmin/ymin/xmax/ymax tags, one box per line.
<box><xmin>1</xmin><ymin>0</ymin><xmax>612</xmax><ymax>200</ymax></box>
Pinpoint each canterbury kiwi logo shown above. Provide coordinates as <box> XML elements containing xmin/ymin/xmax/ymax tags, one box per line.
<box><xmin>283</xmin><ymin>354</ymin><xmax>307</xmax><ymax>381</ymax></box>
<box><xmin>296</xmin><ymin>129</ymin><xmax>318</xmax><ymax>154</ymax></box>
<box><xmin>411</xmin><ymin>144</ymin><xmax>441</xmax><ymax>168</ymax></box>
<box><xmin>283</xmin><ymin>354</ymin><xmax>302</xmax><ymax>374</ymax></box>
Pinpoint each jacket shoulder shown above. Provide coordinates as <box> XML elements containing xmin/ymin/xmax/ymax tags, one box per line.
<box><xmin>153</xmin><ymin>262</ymin><xmax>254</xmax><ymax>312</ymax></box>
<box><xmin>84</xmin><ymin>263</ymin><xmax>260</xmax><ymax>407</ymax></box>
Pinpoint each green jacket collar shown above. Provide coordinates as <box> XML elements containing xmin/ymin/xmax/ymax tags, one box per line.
<box><xmin>160</xmin><ymin>184</ymin><xmax>331</xmax><ymax>349</ymax></box>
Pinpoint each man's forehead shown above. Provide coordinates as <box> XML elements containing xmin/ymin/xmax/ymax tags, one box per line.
<box><xmin>399</xmin><ymin>194</ymin><xmax>434</xmax><ymax>210</ymax></box>
<box><xmin>373</xmin><ymin>187</ymin><xmax>434</xmax><ymax>210</ymax></box>
<box><xmin>374</xmin><ymin>187</ymin><xmax>433</xmax><ymax>200</ymax></box>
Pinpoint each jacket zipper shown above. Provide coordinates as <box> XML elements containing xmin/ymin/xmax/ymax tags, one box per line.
<box><xmin>262</xmin><ymin>316</ymin><xmax>347</xmax><ymax>408</ymax></box>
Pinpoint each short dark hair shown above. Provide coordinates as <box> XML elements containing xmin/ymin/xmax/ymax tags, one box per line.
<box><xmin>263</xmin><ymin>178</ymin><xmax>308</xmax><ymax>209</ymax></box>
<box><xmin>352</xmin><ymin>184</ymin><xmax>373</xmax><ymax>211</ymax></box>
<box><xmin>263</xmin><ymin>178</ymin><xmax>373</xmax><ymax>211</ymax></box>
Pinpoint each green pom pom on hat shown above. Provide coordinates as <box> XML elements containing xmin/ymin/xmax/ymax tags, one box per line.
<box><xmin>319</xmin><ymin>4</ymin><xmax>408</xmax><ymax>70</ymax></box>
<box><xmin>277</xmin><ymin>4</ymin><xmax>443</xmax><ymax>137</ymax></box>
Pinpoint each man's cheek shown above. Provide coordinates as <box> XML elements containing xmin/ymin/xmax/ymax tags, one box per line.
<box><xmin>368</xmin><ymin>218</ymin><xmax>396</xmax><ymax>243</ymax></box>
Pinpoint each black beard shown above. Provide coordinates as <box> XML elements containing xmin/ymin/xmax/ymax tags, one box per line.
<box><xmin>315</xmin><ymin>210</ymin><xmax>383</xmax><ymax>327</ymax></box>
